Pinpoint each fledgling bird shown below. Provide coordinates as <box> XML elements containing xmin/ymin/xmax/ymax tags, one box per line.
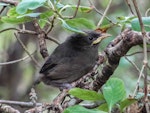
<box><xmin>39</xmin><ymin>31</ymin><xmax>110</xmax><ymax>89</ymax></box>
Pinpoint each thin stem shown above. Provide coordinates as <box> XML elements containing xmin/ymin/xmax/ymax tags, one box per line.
<box><xmin>69</xmin><ymin>0</ymin><xmax>81</xmax><ymax>19</ymax></box>
<box><xmin>0</xmin><ymin>100</ymin><xmax>42</xmax><ymax>107</ymax></box>
<box><xmin>14</xmin><ymin>33</ymin><xmax>41</xmax><ymax>67</ymax></box>
<box><xmin>88</xmin><ymin>0</ymin><xmax>114</xmax><ymax>24</ymax></box>
<box><xmin>125</xmin><ymin>0</ymin><xmax>135</xmax><ymax>15</ymax></box>
<box><xmin>145</xmin><ymin>8</ymin><xmax>150</xmax><ymax>17</ymax></box>
<box><xmin>132</xmin><ymin>0</ymin><xmax>148</xmax><ymax>101</ymax></box>
<box><xmin>124</xmin><ymin>56</ymin><xmax>144</xmax><ymax>78</ymax></box>
<box><xmin>46</xmin><ymin>35</ymin><xmax>60</xmax><ymax>45</ymax></box>
<box><xmin>97</xmin><ymin>0</ymin><xmax>112</xmax><ymax>28</ymax></box>
<box><xmin>133</xmin><ymin>65</ymin><xmax>145</xmax><ymax>97</ymax></box>
<box><xmin>0</xmin><ymin>6</ymin><xmax>6</xmax><ymax>14</ymax></box>
<box><xmin>0</xmin><ymin>51</ymin><xmax>36</xmax><ymax>66</ymax></box>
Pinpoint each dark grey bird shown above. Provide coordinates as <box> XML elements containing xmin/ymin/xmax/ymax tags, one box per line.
<box><xmin>39</xmin><ymin>31</ymin><xmax>110</xmax><ymax>89</ymax></box>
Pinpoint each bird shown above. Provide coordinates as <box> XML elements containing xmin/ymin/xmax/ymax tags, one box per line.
<box><xmin>39</xmin><ymin>31</ymin><xmax>111</xmax><ymax>89</ymax></box>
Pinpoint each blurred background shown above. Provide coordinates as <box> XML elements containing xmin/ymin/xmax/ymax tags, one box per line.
<box><xmin>0</xmin><ymin>0</ymin><xmax>149</xmax><ymax>111</ymax></box>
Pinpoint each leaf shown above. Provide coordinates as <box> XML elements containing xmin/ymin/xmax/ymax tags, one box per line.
<box><xmin>97</xmin><ymin>103</ymin><xmax>109</xmax><ymax>112</ymax></box>
<box><xmin>16</xmin><ymin>0</ymin><xmax>47</xmax><ymax>14</ymax></box>
<box><xmin>66</xmin><ymin>18</ymin><xmax>96</xmax><ymax>29</ymax></box>
<box><xmin>17</xmin><ymin>13</ymin><xmax>41</xmax><ymax>18</ymax></box>
<box><xmin>60</xmin><ymin>19</ymin><xmax>84</xmax><ymax>33</ymax></box>
<box><xmin>131</xmin><ymin>17</ymin><xmax>150</xmax><ymax>31</ymax></box>
<box><xmin>59</xmin><ymin>5</ymin><xmax>92</xmax><ymax>13</ymax></box>
<box><xmin>120</xmin><ymin>98</ymin><xmax>137</xmax><ymax>112</ymax></box>
<box><xmin>102</xmin><ymin>78</ymin><xmax>126</xmax><ymax>112</ymax></box>
<box><xmin>40</xmin><ymin>11</ymin><xmax>53</xmax><ymax>19</ymax></box>
<box><xmin>1</xmin><ymin>16</ymin><xmax>32</xmax><ymax>24</ymax></box>
<box><xmin>63</xmin><ymin>105</ymin><xmax>106</xmax><ymax>113</ymax></box>
<box><xmin>0</xmin><ymin>7</ymin><xmax>33</xmax><ymax>24</ymax></box>
<box><xmin>7</xmin><ymin>7</ymin><xmax>20</xmax><ymax>17</ymax></box>
<box><xmin>69</xmin><ymin>88</ymin><xmax>104</xmax><ymax>101</ymax></box>
<box><xmin>38</xmin><ymin>19</ymin><xmax>47</xmax><ymax>28</ymax></box>
<box><xmin>72</xmin><ymin>5</ymin><xmax>93</xmax><ymax>13</ymax></box>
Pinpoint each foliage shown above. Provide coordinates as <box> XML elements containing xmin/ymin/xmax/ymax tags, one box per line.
<box><xmin>0</xmin><ymin>0</ymin><xmax>95</xmax><ymax>33</ymax></box>
<box><xmin>67</xmin><ymin>78</ymin><xmax>137</xmax><ymax>113</ymax></box>
<box><xmin>1</xmin><ymin>0</ymin><xmax>150</xmax><ymax>33</ymax></box>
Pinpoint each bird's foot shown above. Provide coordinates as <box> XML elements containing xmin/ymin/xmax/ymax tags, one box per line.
<box><xmin>59</xmin><ymin>83</ymin><xmax>73</xmax><ymax>91</ymax></box>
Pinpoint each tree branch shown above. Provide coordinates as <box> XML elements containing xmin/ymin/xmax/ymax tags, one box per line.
<box><xmin>92</xmin><ymin>28</ymin><xmax>150</xmax><ymax>91</ymax></box>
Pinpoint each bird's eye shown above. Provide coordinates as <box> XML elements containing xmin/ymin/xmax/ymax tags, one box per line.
<box><xmin>89</xmin><ymin>37</ymin><xmax>93</xmax><ymax>40</ymax></box>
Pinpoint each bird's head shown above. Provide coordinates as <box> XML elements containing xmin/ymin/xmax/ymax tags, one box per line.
<box><xmin>68</xmin><ymin>31</ymin><xmax>111</xmax><ymax>48</ymax></box>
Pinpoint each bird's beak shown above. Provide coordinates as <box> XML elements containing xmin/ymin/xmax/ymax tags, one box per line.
<box><xmin>92</xmin><ymin>33</ymin><xmax>111</xmax><ymax>45</ymax></box>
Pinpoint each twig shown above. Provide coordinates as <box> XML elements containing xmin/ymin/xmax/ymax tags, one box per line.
<box><xmin>132</xmin><ymin>0</ymin><xmax>148</xmax><ymax>103</ymax></box>
<box><xmin>96</xmin><ymin>0</ymin><xmax>112</xmax><ymax>28</ymax></box>
<box><xmin>14</xmin><ymin>33</ymin><xmax>41</xmax><ymax>67</ymax></box>
<box><xmin>0</xmin><ymin>100</ymin><xmax>42</xmax><ymax>108</ymax></box>
<box><xmin>0</xmin><ymin>6</ymin><xmax>6</xmax><ymax>14</ymax></box>
<box><xmin>88</xmin><ymin>0</ymin><xmax>114</xmax><ymax>24</ymax></box>
<box><xmin>0</xmin><ymin>27</ymin><xmax>60</xmax><ymax>45</ymax></box>
<box><xmin>0</xmin><ymin>51</ymin><xmax>36</xmax><ymax>66</ymax></box>
<box><xmin>46</xmin><ymin>16</ymin><xmax>56</xmax><ymax>34</ymax></box>
<box><xmin>46</xmin><ymin>35</ymin><xmax>60</xmax><ymax>45</ymax></box>
<box><xmin>0</xmin><ymin>28</ymin><xmax>19</xmax><ymax>33</ymax></box>
<box><xmin>0</xmin><ymin>27</ymin><xmax>37</xmax><ymax>35</ymax></box>
<box><xmin>132</xmin><ymin>65</ymin><xmax>145</xmax><ymax>97</ymax></box>
<box><xmin>145</xmin><ymin>8</ymin><xmax>150</xmax><ymax>17</ymax></box>
<box><xmin>0</xmin><ymin>0</ymin><xmax>18</xmax><ymax>6</ymax></box>
<box><xmin>69</xmin><ymin>0</ymin><xmax>81</xmax><ymax>19</ymax></box>
<box><xmin>124</xmin><ymin>56</ymin><xmax>144</xmax><ymax>77</ymax></box>
<box><xmin>125</xmin><ymin>0</ymin><xmax>135</xmax><ymax>15</ymax></box>
<box><xmin>125</xmin><ymin>50</ymin><xmax>150</xmax><ymax>56</ymax></box>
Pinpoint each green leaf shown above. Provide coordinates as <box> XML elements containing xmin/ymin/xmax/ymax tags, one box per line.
<box><xmin>131</xmin><ymin>17</ymin><xmax>150</xmax><ymax>31</ymax></box>
<box><xmin>7</xmin><ymin>7</ymin><xmax>20</xmax><ymax>17</ymax></box>
<box><xmin>60</xmin><ymin>18</ymin><xmax>96</xmax><ymax>33</ymax></box>
<box><xmin>102</xmin><ymin>78</ymin><xmax>126</xmax><ymax>112</ymax></box>
<box><xmin>69</xmin><ymin>88</ymin><xmax>104</xmax><ymax>101</ymax></box>
<box><xmin>66</xmin><ymin>18</ymin><xmax>96</xmax><ymax>30</ymax></box>
<box><xmin>60</xmin><ymin>19</ymin><xmax>84</xmax><ymax>33</ymax></box>
<box><xmin>97</xmin><ymin>103</ymin><xmax>109</xmax><ymax>112</ymax></box>
<box><xmin>59</xmin><ymin>5</ymin><xmax>92</xmax><ymax>13</ymax></box>
<box><xmin>17</xmin><ymin>13</ymin><xmax>41</xmax><ymax>18</ymax></box>
<box><xmin>120</xmin><ymin>98</ymin><xmax>137</xmax><ymax>112</ymax></box>
<box><xmin>1</xmin><ymin>16</ymin><xmax>32</xmax><ymax>24</ymax></box>
<box><xmin>40</xmin><ymin>11</ymin><xmax>53</xmax><ymax>19</ymax></box>
<box><xmin>69</xmin><ymin>5</ymin><xmax>92</xmax><ymax>12</ymax></box>
<box><xmin>38</xmin><ymin>19</ymin><xmax>47</xmax><ymax>28</ymax></box>
<box><xmin>16</xmin><ymin>0</ymin><xmax>47</xmax><ymax>14</ymax></box>
<box><xmin>0</xmin><ymin>7</ymin><xmax>33</xmax><ymax>24</ymax></box>
<box><xmin>72</xmin><ymin>5</ymin><xmax>93</xmax><ymax>13</ymax></box>
<box><xmin>63</xmin><ymin>105</ymin><xmax>106</xmax><ymax>113</ymax></box>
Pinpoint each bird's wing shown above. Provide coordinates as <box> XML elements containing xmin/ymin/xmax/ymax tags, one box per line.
<box><xmin>44</xmin><ymin>56</ymin><xmax>94</xmax><ymax>83</ymax></box>
<box><xmin>39</xmin><ymin>56</ymin><xmax>58</xmax><ymax>74</ymax></box>
<box><xmin>39</xmin><ymin>43</ymin><xmax>70</xmax><ymax>74</ymax></box>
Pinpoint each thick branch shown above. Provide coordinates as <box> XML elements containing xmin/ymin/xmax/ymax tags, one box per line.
<box><xmin>92</xmin><ymin>28</ymin><xmax>150</xmax><ymax>90</ymax></box>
